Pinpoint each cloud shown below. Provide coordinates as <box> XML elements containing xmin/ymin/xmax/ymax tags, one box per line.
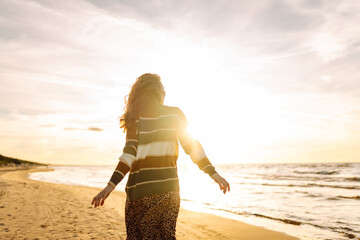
<box><xmin>84</xmin><ymin>1</ymin><xmax>324</xmax><ymax>52</ymax></box>
<box><xmin>40</xmin><ymin>124</ymin><xmax>56</xmax><ymax>127</ymax></box>
<box><xmin>63</xmin><ymin>127</ymin><xmax>104</xmax><ymax>131</ymax></box>
<box><xmin>254</xmin><ymin>1</ymin><xmax>324</xmax><ymax>33</ymax></box>
<box><xmin>64</xmin><ymin>127</ymin><xmax>81</xmax><ymax>131</ymax></box>
<box><xmin>87</xmin><ymin>127</ymin><xmax>103</xmax><ymax>131</ymax></box>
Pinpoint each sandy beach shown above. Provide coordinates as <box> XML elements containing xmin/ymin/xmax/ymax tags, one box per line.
<box><xmin>0</xmin><ymin>166</ymin><xmax>299</xmax><ymax>240</ymax></box>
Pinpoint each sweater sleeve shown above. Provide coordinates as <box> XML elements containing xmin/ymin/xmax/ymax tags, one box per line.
<box><xmin>108</xmin><ymin>124</ymin><xmax>138</xmax><ymax>188</ymax></box>
<box><xmin>175</xmin><ymin>108</ymin><xmax>218</xmax><ymax>178</ymax></box>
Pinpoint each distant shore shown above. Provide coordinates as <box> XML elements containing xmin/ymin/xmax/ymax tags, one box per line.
<box><xmin>0</xmin><ymin>154</ymin><xmax>49</xmax><ymax>168</ymax></box>
<box><xmin>0</xmin><ymin>166</ymin><xmax>299</xmax><ymax>239</ymax></box>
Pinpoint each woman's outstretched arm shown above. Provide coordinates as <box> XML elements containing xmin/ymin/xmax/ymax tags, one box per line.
<box><xmin>175</xmin><ymin>107</ymin><xmax>230</xmax><ymax>194</ymax></box>
<box><xmin>108</xmin><ymin>125</ymin><xmax>138</xmax><ymax>188</ymax></box>
<box><xmin>91</xmin><ymin>125</ymin><xmax>138</xmax><ymax>208</ymax></box>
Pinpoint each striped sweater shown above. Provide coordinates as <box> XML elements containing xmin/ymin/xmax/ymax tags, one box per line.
<box><xmin>108</xmin><ymin>104</ymin><xmax>218</xmax><ymax>201</ymax></box>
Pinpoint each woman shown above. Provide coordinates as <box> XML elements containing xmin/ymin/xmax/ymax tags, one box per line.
<box><xmin>91</xmin><ymin>73</ymin><xmax>230</xmax><ymax>239</ymax></box>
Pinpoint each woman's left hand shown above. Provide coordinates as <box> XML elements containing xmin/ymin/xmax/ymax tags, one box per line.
<box><xmin>91</xmin><ymin>184</ymin><xmax>115</xmax><ymax>208</ymax></box>
<box><xmin>211</xmin><ymin>173</ymin><xmax>230</xmax><ymax>194</ymax></box>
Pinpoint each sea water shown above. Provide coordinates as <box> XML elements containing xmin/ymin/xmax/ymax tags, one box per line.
<box><xmin>29</xmin><ymin>162</ymin><xmax>360</xmax><ymax>240</ymax></box>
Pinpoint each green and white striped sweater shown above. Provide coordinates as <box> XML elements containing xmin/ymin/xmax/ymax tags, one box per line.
<box><xmin>108</xmin><ymin>104</ymin><xmax>218</xmax><ymax>201</ymax></box>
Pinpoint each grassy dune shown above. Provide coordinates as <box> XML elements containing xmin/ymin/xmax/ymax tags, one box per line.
<box><xmin>0</xmin><ymin>154</ymin><xmax>48</xmax><ymax>167</ymax></box>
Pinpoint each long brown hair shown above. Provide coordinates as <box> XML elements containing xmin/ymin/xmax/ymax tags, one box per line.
<box><xmin>119</xmin><ymin>73</ymin><xmax>165</xmax><ymax>132</ymax></box>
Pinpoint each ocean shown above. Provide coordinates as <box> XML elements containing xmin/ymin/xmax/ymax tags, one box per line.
<box><xmin>29</xmin><ymin>162</ymin><xmax>360</xmax><ymax>240</ymax></box>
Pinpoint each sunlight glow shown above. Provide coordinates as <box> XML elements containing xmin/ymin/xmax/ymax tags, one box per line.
<box><xmin>308</xmin><ymin>33</ymin><xmax>345</xmax><ymax>63</ymax></box>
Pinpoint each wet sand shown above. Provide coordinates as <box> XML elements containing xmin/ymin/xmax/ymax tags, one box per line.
<box><xmin>0</xmin><ymin>166</ymin><xmax>299</xmax><ymax>239</ymax></box>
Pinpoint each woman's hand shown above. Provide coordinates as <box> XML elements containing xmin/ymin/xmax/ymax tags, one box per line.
<box><xmin>91</xmin><ymin>183</ymin><xmax>115</xmax><ymax>208</ymax></box>
<box><xmin>211</xmin><ymin>173</ymin><xmax>230</xmax><ymax>194</ymax></box>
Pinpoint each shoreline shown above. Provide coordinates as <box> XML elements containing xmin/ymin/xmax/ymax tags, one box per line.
<box><xmin>0</xmin><ymin>166</ymin><xmax>299</xmax><ymax>239</ymax></box>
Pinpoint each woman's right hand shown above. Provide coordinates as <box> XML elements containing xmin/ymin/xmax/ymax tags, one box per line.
<box><xmin>211</xmin><ymin>173</ymin><xmax>230</xmax><ymax>194</ymax></box>
<box><xmin>91</xmin><ymin>183</ymin><xmax>115</xmax><ymax>208</ymax></box>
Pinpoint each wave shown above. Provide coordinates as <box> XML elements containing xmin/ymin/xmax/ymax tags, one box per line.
<box><xmin>220</xmin><ymin>208</ymin><xmax>360</xmax><ymax>240</ymax></box>
<box><xmin>244</xmin><ymin>173</ymin><xmax>360</xmax><ymax>184</ymax></box>
<box><xmin>293</xmin><ymin>170</ymin><xmax>338</xmax><ymax>175</ymax></box>
<box><xmin>234</xmin><ymin>181</ymin><xmax>360</xmax><ymax>190</ymax></box>
<box><xmin>252</xmin><ymin>213</ymin><xmax>302</xmax><ymax>225</ymax></box>
<box><xmin>336</xmin><ymin>230</ymin><xmax>360</xmax><ymax>240</ymax></box>
<box><xmin>205</xmin><ymin>207</ymin><xmax>303</xmax><ymax>226</ymax></box>
<box><xmin>184</xmin><ymin>198</ymin><xmax>360</xmax><ymax>240</ymax></box>
<box><xmin>234</xmin><ymin>209</ymin><xmax>360</xmax><ymax>240</ymax></box>
<box><xmin>327</xmin><ymin>197</ymin><xmax>342</xmax><ymax>200</ymax></box>
<box><xmin>337</xmin><ymin>195</ymin><xmax>360</xmax><ymax>200</ymax></box>
<box><xmin>259</xmin><ymin>182</ymin><xmax>360</xmax><ymax>190</ymax></box>
<box><xmin>345</xmin><ymin>177</ymin><xmax>360</xmax><ymax>182</ymax></box>
<box><xmin>182</xmin><ymin>198</ymin><xmax>303</xmax><ymax>226</ymax></box>
<box><xmin>336</xmin><ymin>163</ymin><xmax>354</xmax><ymax>168</ymax></box>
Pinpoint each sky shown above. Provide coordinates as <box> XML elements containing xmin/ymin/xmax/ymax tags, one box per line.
<box><xmin>1</xmin><ymin>0</ymin><xmax>360</xmax><ymax>166</ymax></box>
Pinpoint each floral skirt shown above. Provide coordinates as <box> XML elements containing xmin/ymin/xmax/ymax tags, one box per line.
<box><xmin>125</xmin><ymin>191</ymin><xmax>181</xmax><ymax>240</ymax></box>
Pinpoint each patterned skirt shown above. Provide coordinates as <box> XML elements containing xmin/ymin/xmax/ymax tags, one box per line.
<box><xmin>125</xmin><ymin>191</ymin><xmax>181</xmax><ymax>240</ymax></box>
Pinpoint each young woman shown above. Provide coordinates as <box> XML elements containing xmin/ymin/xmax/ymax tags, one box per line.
<box><xmin>91</xmin><ymin>73</ymin><xmax>230</xmax><ymax>239</ymax></box>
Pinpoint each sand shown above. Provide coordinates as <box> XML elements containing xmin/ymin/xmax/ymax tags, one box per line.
<box><xmin>0</xmin><ymin>166</ymin><xmax>299</xmax><ymax>240</ymax></box>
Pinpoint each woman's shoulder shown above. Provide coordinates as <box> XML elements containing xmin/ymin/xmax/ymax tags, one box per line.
<box><xmin>159</xmin><ymin>105</ymin><xmax>184</xmax><ymax>117</ymax></box>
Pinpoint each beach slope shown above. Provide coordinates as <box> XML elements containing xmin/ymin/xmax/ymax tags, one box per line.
<box><xmin>0</xmin><ymin>167</ymin><xmax>298</xmax><ymax>239</ymax></box>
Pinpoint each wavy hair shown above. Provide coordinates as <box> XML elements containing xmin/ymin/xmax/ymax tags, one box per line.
<box><xmin>119</xmin><ymin>73</ymin><xmax>165</xmax><ymax>132</ymax></box>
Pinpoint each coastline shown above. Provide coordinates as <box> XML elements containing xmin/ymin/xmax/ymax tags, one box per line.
<box><xmin>0</xmin><ymin>166</ymin><xmax>299</xmax><ymax>239</ymax></box>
